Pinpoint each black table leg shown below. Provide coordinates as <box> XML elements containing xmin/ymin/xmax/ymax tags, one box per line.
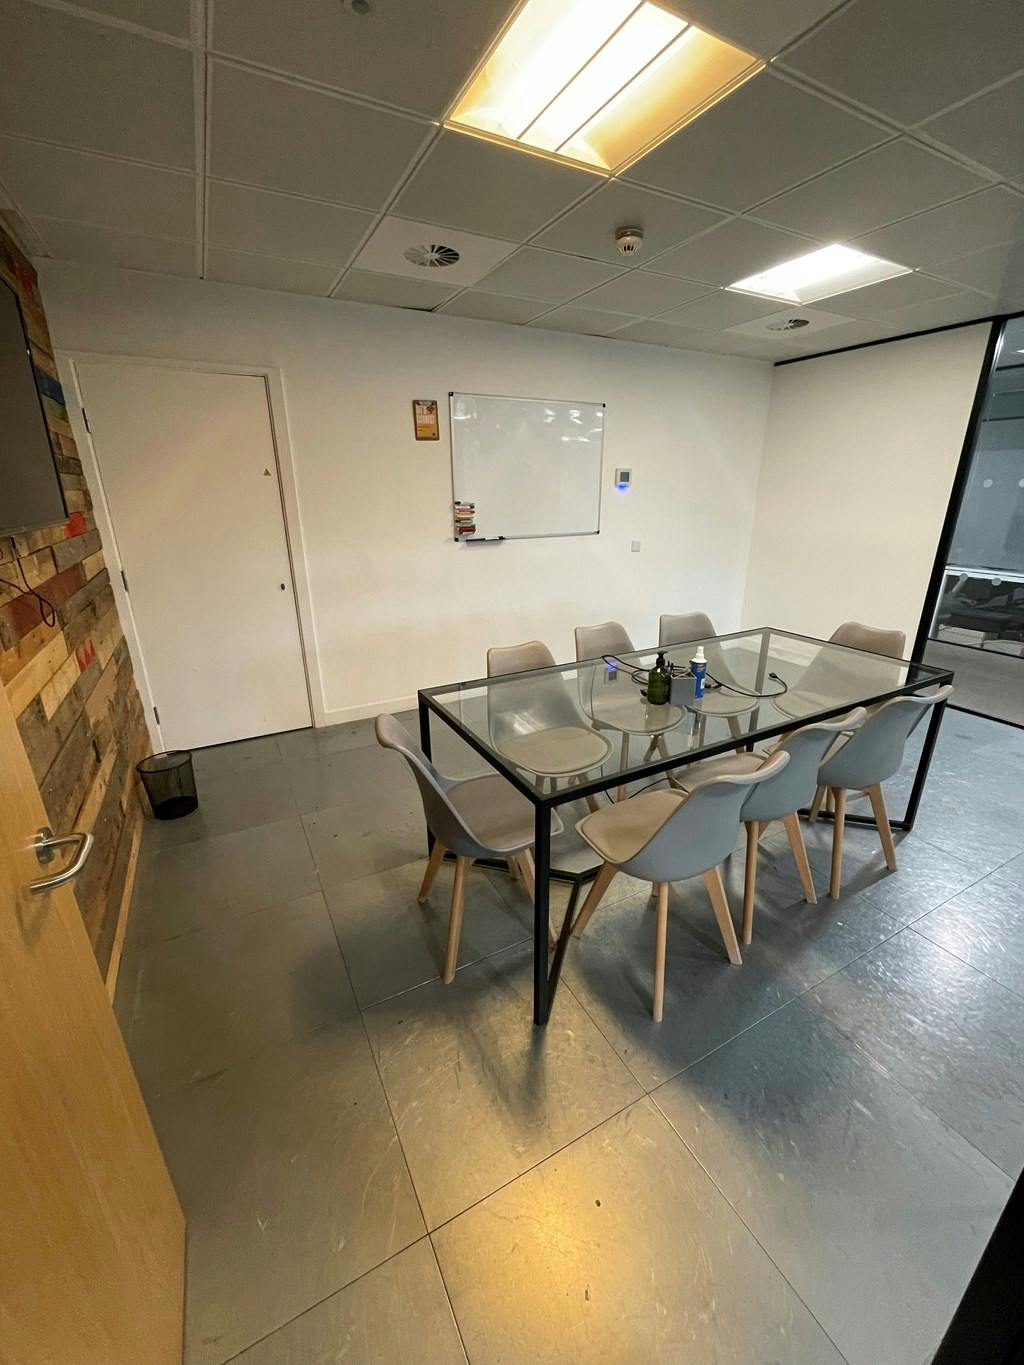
<box><xmin>417</xmin><ymin>695</ymin><xmax>434</xmax><ymax>854</ymax></box>
<box><xmin>902</xmin><ymin>697</ymin><xmax>947</xmax><ymax>831</ymax></box>
<box><xmin>533</xmin><ymin>803</ymin><xmax>551</xmax><ymax>1026</ymax></box>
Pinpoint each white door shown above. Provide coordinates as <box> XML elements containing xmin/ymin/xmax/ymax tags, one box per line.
<box><xmin>76</xmin><ymin>363</ymin><xmax>311</xmax><ymax>749</ymax></box>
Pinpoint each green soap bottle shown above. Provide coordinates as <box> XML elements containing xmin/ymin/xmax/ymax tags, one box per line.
<box><xmin>647</xmin><ymin>651</ymin><xmax>671</xmax><ymax>706</ymax></box>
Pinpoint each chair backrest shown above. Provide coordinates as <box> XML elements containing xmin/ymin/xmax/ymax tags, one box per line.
<box><xmin>485</xmin><ymin>639</ymin><xmax>584</xmax><ymax>742</ymax></box>
<box><xmin>659</xmin><ymin>612</ymin><xmax>715</xmax><ymax>648</ymax></box>
<box><xmin>575</xmin><ymin>621</ymin><xmax>634</xmax><ymax>662</ymax></box>
<box><xmin>829</xmin><ymin>621</ymin><xmax>907</xmax><ymax>659</ymax></box>
<box><xmin>818</xmin><ymin>686</ymin><xmax>952</xmax><ymax>790</ymax></box>
<box><xmin>621</xmin><ymin>750</ymin><xmax>790</xmax><ymax>882</ymax></box>
<box><xmin>375</xmin><ymin>713</ymin><xmax>489</xmax><ymax>859</ymax></box>
<box><xmin>741</xmin><ymin>707</ymin><xmax>866</xmax><ymax>823</ymax></box>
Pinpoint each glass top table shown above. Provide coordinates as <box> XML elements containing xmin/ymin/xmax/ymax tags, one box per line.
<box><xmin>418</xmin><ymin>627</ymin><xmax>953</xmax><ymax>1024</ymax></box>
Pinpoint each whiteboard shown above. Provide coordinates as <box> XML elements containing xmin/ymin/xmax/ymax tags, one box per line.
<box><xmin>450</xmin><ymin>392</ymin><xmax>604</xmax><ymax>541</ymax></box>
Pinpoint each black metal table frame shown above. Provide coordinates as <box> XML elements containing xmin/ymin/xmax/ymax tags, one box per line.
<box><xmin>418</xmin><ymin>626</ymin><xmax>953</xmax><ymax>1025</ymax></box>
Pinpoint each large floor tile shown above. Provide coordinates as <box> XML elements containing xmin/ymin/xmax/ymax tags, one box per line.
<box><xmin>432</xmin><ymin>1098</ymin><xmax>845</xmax><ymax>1365</ymax></box>
<box><xmin>277</xmin><ymin>717</ymin><xmax>378</xmax><ymax>762</ymax></box>
<box><xmin>325</xmin><ymin>859</ymin><xmax>529</xmax><ymax>1008</ymax></box>
<box><xmin>129</xmin><ymin>816</ymin><xmax>319</xmax><ymax>944</ymax></box>
<box><xmin>303</xmin><ymin>789</ymin><xmax>426</xmax><ymax>887</ymax></box>
<box><xmin>564</xmin><ymin>867</ymin><xmax>900</xmax><ymax>1090</ymax></box>
<box><xmin>913</xmin><ymin>875</ymin><xmax>1024</xmax><ymax>996</ymax></box>
<box><xmin>829</xmin><ymin>834</ymin><xmax>984</xmax><ymax>926</ymax></box>
<box><xmin>231</xmin><ymin>1239</ymin><xmax>466</xmax><ymax>1365</ymax></box>
<box><xmin>143</xmin><ymin>761</ymin><xmax>298</xmax><ymax>849</ymax></box>
<box><xmin>809</xmin><ymin>927</ymin><xmax>1024</xmax><ymax>1177</ymax></box>
<box><xmin>116</xmin><ymin>892</ymin><xmax>356</xmax><ymax>1098</ymax></box>
<box><xmin>654</xmin><ymin>998</ymin><xmax>1011</xmax><ymax>1365</ymax></box>
<box><xmin>151</xmin><ymin>1020</ymin><xmax>425</xmax><ymax>1365</ymax></box>
<box><xmin>191</xmin><ymin>732</ymin><xmax>287</xmax><ymax>782</ymax></box>
<box><xmin>363</xmin><ymin>943</ymin><xmax>643</xmax><ymax>1228</ymax></box>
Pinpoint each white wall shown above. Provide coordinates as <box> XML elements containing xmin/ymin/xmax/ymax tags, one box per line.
<box><xmin>742</xmin><ymin>325</ymin><xmax>990</xmax><ymax>650</ymax></box>
<box><xmin>38</xmin><ymin>262</ymin><xmax>773</xmax><ymax>724</ymax></box>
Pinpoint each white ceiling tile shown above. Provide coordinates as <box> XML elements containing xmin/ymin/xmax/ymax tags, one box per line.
<box><xmin>780</xmin><ymin>0</ymin><xmax>1024</xmax><ymax>125</ymax></box>
<box><xmin>34</xmin><ymin>218</ymin><xmax>196</xmax><ymax>274</ymax></box>
<box><xmin>205</xmin><ymin>247</ymin><xmax>338</xmax><ymax>295</ymax></box>
<box><xmin>922</xmin><ymin>75</ymin><xmax>1024</xmax><ymax>184</ymax></box>
<box><xmin>573</xmin><ymin>270</ymin><xmax>713</xmax><ymax>315</ymax></box>
<box><xmin>659</xmin><ymin>289</ymin><xmax>792</xmax><ymax>329</ymax></box>
<box><xmin>394</xmin><ymin>132</ymin><xmax>596</xmax><ymax>243</ymax></box>
<box><xmin>209</xmin><ymin>61</ymin><xmax>429</xmax><ymax>209</ymax></box>
<box><xmin>332</xmin><ymin>269</ymin><xmax>458</xmax><ymax>309</ymax></box>
<box><xmin>931</xmin><ymin>240</ymin><xmax>1024</xmax><ymax>297</ymax></box>
<box><xmin>612</xmin><ymin>318</ymin><xmax>752</xmax><ymax>352</ymax></box>
<box><xmin>74</xmin><ymin>0</ymin><xmax>190</xmax><ymax>38</ymax></box>
<box><xmin>0</xmin><ymin>136</ymin><xmax>194</xmax><ymax>239</ymax></box>
<box><xmin>529</xmin><ymin>306</ymin><xmax>639</xmax><ymax>337</ymax></box>
<box><xmin>644</xmin><ymin>217</ymin><xmax>817</xmax><ymax>285</ymax></box>
<box><xmin>1</xmin><ymin>209</ymin><xmax>49</xmax><ymax>257</ymax></box>
<box><xmin>211</xmin><ymin>0</ymin><xmax>513</xmax><ymax>118</ymax></box>
<box><xmin>755</xmin><ymin>140</ymin><xmax>991</xmax><ymax>242</ymax></box>
<box><xmin>657</xmin><ymin>0</ymin><xmax>844</xmax><ymax>57</ymax></box>
<box><xmin>625</xmin><ymin>72</ymin><xmax>887</xmax><ymax>212</ymax></box>
<box><xmin>207</xmin><ymin>181</ymin><xmax>374</xmax><ymax>265</ymax></box>
<box><xmin>854</xmin><ymin>189</ymin><xmax>1024</xmax><ymax>270</ymax></box>
<box><xmin>352</xmin><ymin>215</ymin><xmax>516</xmax><ymax>287</ymax></box>
<box><xmin>535</xmin><ymin>183</ymin><xmax>724</xmax><ymax>267</ymax></box>
<box><xmin>856</xmin><ymin>294</ymin><xmax>994</xmax><ymax>335</ymax></box>
<box><xmin>725</xmin><ymin>339</ymin><xmax>808</xmax><ymax>360</ymax></box>
<box><xmin>0</xmin><ymin>0</ymin><xmax>194</xmax><ymax>167</ymax></box>
<box><xmin>817</xmin><ymin>271</ymin><xmax>964</xmax><ymax>320</ymax></box>
<box><xmin>785</xmin><ymin>318</ymin><xmax>900</xmax><ymax>351</ymax></box>
<box><xmin>727</xmin><ymin>304</ymin><xmax>861</xmax><ymax>338</ymax></box>
<box><xmin>436</xmin><ymin>291</ymin><xmax>550</xmax><ymax>323</ymax></box>
<box><xmin>474</xmin><ymin>248</ymin><xmax>623</xmax><ymax>301</ymax></box>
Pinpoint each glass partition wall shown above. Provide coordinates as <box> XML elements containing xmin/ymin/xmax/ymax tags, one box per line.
<box><xmin>923</xmin><ymin>314</ymin><xmax>1024</xmax><ymax>727</ymax></box>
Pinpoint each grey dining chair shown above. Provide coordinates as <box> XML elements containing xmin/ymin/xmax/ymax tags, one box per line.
<box><xmin>571</xmin><ymin>751</ymin><xmax>789</xmax><ymax>1020</ymax></box>
<box><xmin>672</xmin><ymin>707</ymin><xmax>866</xmax><ymax>943</ymax></box>
<box><xmin>658</xmin><ymin>610</ymin><xmax>756</xmax><ymax>743</ymax></box>
<box><xmin>486</xmin><ymin>640</ymin><xmax>611</xmax><ymax>799</ymax></box>
<box><xmin>817</xmin><ymin>685</ymin><xmax>953</xmax><ymax>898</ymax></box>
<box><xmin>375</xmin><ymin>714</ymin><xmax>564</xmax><ymax>983</ymax></box>
<box><xmin>830</xmin><ymin>621</ymin><xmax>907</xmax><ymax>658</ymax></box>
<box><xmin>574</xmin><ymin>620</ymin><xmax>683</xmax><ymax>800</ymax></box>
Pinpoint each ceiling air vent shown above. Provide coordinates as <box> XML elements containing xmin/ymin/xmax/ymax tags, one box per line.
<box><xmin>766</xmin><ymin>316</ymin><xmax>812</xmax><ymax>331</ymax></box>
<box><xmin>404</xmin><ymin>243</ymin><xmax>461</xmax><ymax>269</ymax></box>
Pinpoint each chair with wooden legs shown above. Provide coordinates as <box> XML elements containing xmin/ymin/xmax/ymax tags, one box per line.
<box><xmin>375</xmin><ymin>714</ymin><xmax>563</xmax><ymax>983</ymax></box>
<box><xmin>829</xmin><ymin>621</ymin><xmax>907</xmax><ymax>657</ymax></box>
<box><xmin>670</xmin><ymin>708</ymin><xmax>866</xmax><ymax>944</ymax></box>
<box><xmin>816</xmin><ymin>685</ymin><xmax>953</xmax><ymax>899</ymax></box>
<box><xmin>486</xmin><ymin>640</ymin><xmax>611</xmax><ymax>807</ymax></box>
<box><xmin>658</xmin><ymin>611</ymin><xmax>756</xmax><ymax>747</ymax></box>
<box><xmin>571</xmin><ymin>751</ymin><xmax>789</xmax><ymax>1021</ymax></box>
<box><xmin>574</xmin><ymin>621</ymin><xmax>683</xmax><ymax>800</ymax></box>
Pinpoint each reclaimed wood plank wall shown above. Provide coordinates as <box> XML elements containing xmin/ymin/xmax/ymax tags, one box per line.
<box><xmin>0</xmin><ymin>225</ymin><xmax>149</xmax><ymax>976</ymax></box>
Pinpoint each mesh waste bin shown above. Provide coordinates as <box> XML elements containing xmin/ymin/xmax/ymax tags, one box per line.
<box><xmin>137</xmin><ymin>751</ymin><xmax>198</xmax><ymax>820</ymax></box>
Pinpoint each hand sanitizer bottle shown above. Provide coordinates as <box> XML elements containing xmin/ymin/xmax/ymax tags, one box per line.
<box><xmin>690</xmin><ymin>645</ymin><xmax>708</xmax><ymax>700</ymax></box>
<box><xmin>646</xmin><ymin>652</ymin><xmax>671</xmax><ymax>706</ymax></box>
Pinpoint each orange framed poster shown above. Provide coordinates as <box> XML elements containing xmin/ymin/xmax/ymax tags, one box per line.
<box><xmin>412</xmin><ymin>399</ymin><xmax>439</xmax><ymax>440</ymax></box>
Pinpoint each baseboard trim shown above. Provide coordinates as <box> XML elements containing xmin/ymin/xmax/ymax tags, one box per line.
<box><xmin>105</xmin><ymin>814</ymin><xmax>142</xmax><ymax>1002</ymax></box>
<box><xmin>319</xmin><ymin>694</ymin><xmax>419</xmax><ymax>726</ymax></box>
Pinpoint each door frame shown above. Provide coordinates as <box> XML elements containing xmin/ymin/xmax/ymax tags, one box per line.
<box><xmin>59</xmin><ymin>353</ymin><xmax>326</xmax><ymax>746</ymax></box>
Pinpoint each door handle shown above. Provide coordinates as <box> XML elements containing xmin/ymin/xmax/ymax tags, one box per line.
<box><xmin>29</xmin><ymin>827</ymin><xmax>95</xmax><ymax>894</ymax></box>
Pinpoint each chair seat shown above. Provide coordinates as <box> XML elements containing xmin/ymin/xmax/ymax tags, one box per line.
<box><xmin>692</xmin><ymin>688</ymin><xmax>758</xmax><ymax>718</ymax></box>
<box><xmin>497</xmin><ymin>725</ymin><xmax>611</xmax><ymax>778</ymax></box>
<box><xmin>672</xmin><ymin>752</ymin><xmax>762</xmax><ymax>791</ymax></box>
<box><xmin>448</xmin><ymin>774</ymin><xmax>564</xmax><ymax>854</ymax></box>
<box><xmin>576</xmin><ymin>789</ymin><xmax>684</xmax><ymax>866</ymax></box>
<box><xmin>590</xmin><ymin>695</ymin><xmax>684</xmax><ymax>736</ymax></box>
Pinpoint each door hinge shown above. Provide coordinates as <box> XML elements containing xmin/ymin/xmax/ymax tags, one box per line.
<box><xmin>120</xmin><ymin>567</ymin><xmax>129</xmax><ymax>593</ymax></box>
<box><xmin>82</xmin><ymin>407</ymin><xmax>91</xmax><ymax>433</ymax></box>
<box><xmin>153</xmin><ymin>705</ymin><xmax>161</xmax><ymax>724</ymax></box>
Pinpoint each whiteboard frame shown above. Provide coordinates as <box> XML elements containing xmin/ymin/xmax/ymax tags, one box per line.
<box><xmin>448</xmin><ymin>389</ymin><xmax>606</xmax><ymax>543</ymax></box>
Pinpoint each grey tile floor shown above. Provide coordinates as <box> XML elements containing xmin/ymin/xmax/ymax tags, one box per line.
<box><xmin>115</xmin><ymin>707</ymin><xmax>1024</xmax><ymax>1365</ymax></box>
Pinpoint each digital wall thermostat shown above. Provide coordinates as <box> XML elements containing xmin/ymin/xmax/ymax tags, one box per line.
<box><xmin>614</xmin><ymin>467</ymin><xmax>632</xmax><ymax>490</ymax></box>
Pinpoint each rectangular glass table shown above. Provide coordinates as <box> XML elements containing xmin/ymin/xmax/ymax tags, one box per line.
<box><xmin>418</xmin><ymin>627</ymin><xmax>953</xmax><ymax>1025</ymax></box>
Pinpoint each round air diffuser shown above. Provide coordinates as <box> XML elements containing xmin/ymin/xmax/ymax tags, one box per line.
<box><xmin>404</xmin><ymin>243</ymin><xmax>461</xmax><ymax>269</ymax></box>
<box><xmin>766</xmin><ymin>317</ymin><xmax>811</xmax><ymax>331</ymax></box>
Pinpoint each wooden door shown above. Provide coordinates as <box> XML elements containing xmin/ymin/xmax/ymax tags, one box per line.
<box><xmin>75</xmin><ymin>363</ymin><xmax>311</xmax><ymax>749</ymax></box>
<box><xmin>0</xmin><ymin>680</ymin><xmax>184</xmax><ymax>1364</ymax></box>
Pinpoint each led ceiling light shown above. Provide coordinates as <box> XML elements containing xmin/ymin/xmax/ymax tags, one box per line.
<box><xmin>446</xmin><ymin>0</ymin><xmax>762</xmax><ymax>174</ymax></box>
<box><xmin>727</xmin><ymin>244</ymin><xmax>913</xmax><ymax>305</ymax></box>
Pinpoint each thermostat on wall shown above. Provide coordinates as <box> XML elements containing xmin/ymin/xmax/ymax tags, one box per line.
<box><xmin>614</xmin><ymin>467</ymin><xmax>632</xmax><ymax>490</ymax></box>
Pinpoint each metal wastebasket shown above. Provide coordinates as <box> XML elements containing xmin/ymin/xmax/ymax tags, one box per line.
<box><xmin>136</xmin><ymin>750</ymin><xmax>198</xmax><ymax>820</ymax></box>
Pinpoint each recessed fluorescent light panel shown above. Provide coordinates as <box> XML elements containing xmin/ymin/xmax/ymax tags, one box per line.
<box><xmin>727</xmin><ymin>244</ymin><xmax>913</xmax><ymax>305</ymax></box>
<box><xmin>446</xmin><ymin>0</ymin><xmax>762</xmax><ymax>174</ymax></box>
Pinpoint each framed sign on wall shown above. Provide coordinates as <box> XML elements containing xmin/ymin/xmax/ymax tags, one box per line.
<box><xmin>412</xmin><ymin>399</ymin><xmax>439</xmax><ymax>440</ymax></box>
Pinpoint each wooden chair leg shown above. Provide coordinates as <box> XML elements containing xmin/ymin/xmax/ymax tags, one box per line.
<box><xmin>727</xmin><ymin>713</ymin><xmax>746</xmax><ymax>755</ymax></box>
<box><xmin>652</xmin><ymin>881</ymin><xmax>669</xmax><ymax>1022</ymax></box>
<box><xmin>704</xmin><ymin>866</ymin><xmax>742</xmax><ymax>965</ymax></box>
<box><xmin>867</xmin><ymin>783</ymin><xmax>897</xmax><ymax>872</ymax></box>
<box><xmin>826</xmin><ymin>788</ymin><xmax>835</xmax><ymax>814</ymax></box>
<box><xmin>418</xmin><ymin>839</ymin><xmax>446</xmax><ymax>902</ymax></box>
<box><xmin>616</xmin><ymin>732</ymin><xmax>629</xmax><ymax>802</ymax></box>
<box><xmin>442</xmin><ymin>855</ymin><xmax>470</xmax><ymax>984</ymax></box>
<box><xmin>829</xmin><ymin>788</ymin><xmax>846</xmax><ymax>900</ymax></box>
<box><xmin>516</xmin><ymin>849</ymin><xmax>557</xmax><ymax>946</ymax></box>
<box><xmin>808</xmin><ymin>786</ymin><xmax>826</xmax><ymax>822</ymax></box>
<box><xmin>572</xmin><ymin>861</ymin><xmax>617</xmax><ymax>936</ymax></box>
<box><xmin>783</xmin><ymin>811</ymin><xmax>817</xmax><ymax>904</ymax></box>
<box><xmin>506</xmin><ymin>856</ymin><xmax>518</xmax><ymax>881</ymax></box>
<box><xmin>742</xmin><ymin>822</ymin><xmax>758</xmax><ymax>945</ymax></box>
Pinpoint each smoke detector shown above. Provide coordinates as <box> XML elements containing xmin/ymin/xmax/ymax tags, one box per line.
<box><xmin>615</xmin><ymin>227</ymin><xmax>644</xmax><ymax>257</ymax></box>
<box><xmin>766</xmin><ymin>316</ymin><xmax>811</xmax><ymax>331</ymax></box>
<box><xmin>403</xmin><ymin>243</ymin><xmax>461</xmax><ymax>269</ymax></box>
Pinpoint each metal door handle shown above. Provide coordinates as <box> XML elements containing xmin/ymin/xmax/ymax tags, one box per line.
<box><xmin>29</xmin><ymin>827</ymin><xmax>95</xmax><ymax>894</ymax></box>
